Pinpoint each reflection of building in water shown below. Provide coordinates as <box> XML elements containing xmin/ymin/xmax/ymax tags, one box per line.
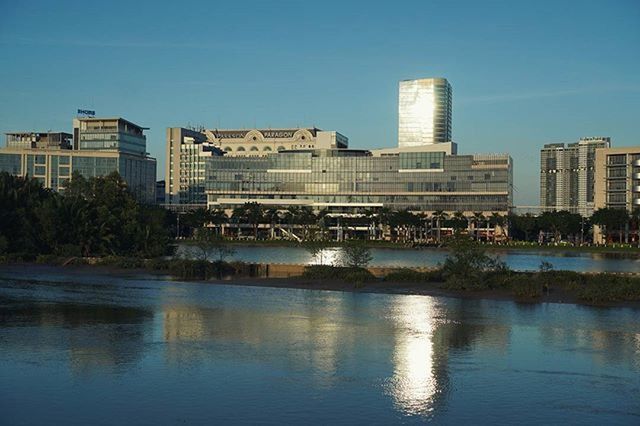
<box><xmin>388</xmin><ymin>297</ymin><xmax>511</xmax><ymax>417</ymax></box>
<box><xmin>539</xmin><ymin>324</ymin><xmax>640</xmax><ymax>368</ymax></box>
<box><xmin>161</xmin><ymin>295</ymin><xmax>361</xmax><ymax>384</ymax></box>
<box><xmin>389</xmin><ymin>296</ymin><xmax>441</xmax><ymax>415</ymax></box>
<box><xmin>1</xmin><ymin>302</ymin><xmax>152</xmax><ymax>375</ymax></box>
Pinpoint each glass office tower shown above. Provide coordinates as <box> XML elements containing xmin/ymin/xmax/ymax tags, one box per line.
<box><xmin>398</xmin><ymin>78</ymin><xmax>452</xmax><ymax>147</ymax></box>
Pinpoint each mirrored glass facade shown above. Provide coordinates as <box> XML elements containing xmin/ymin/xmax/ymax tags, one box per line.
<box><xmin>205</xmin><ymin>149</ymin><xmax>512</xmax><ymax>213</ymax></box>
<box><xmin>399</xmin><ymin>78</ymin><xmax>452</xmax><ymax>147</ymax></box>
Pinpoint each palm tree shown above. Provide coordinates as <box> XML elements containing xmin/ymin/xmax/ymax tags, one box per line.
<box><xmin>208</xmin><ymin>208</ymin><xmax>229</xmax><ymax>235</ymax></box>
<box><xmin>297</xmin><ymin>206</ymin><xmax>316</xmax><ymax>240</ymax></box>
<box><xmin>472</xmin><ymin>212</ymin><xmax>485</xmax><ymax>241</ymax></box>
<box><xmin>452</xmin><ymin>211</ymin><xmax>467</xmax><ymax>234</ymax></box>
<box><xmin>263</xmin><ymin>208</ymin><xmax>281</xmax><ymax>240</ymax></box>
<box><xmin>631</xmin><ymin>208</ymin><xmax>640</xmax><ymax>247</ymax></box>
<box><xmin>377</xmin><ymin>207</ymin><xmax>393</xmax><ymax>241</ymax></box>
<box><xmin>432</xmin><ymin>210</ymin><xmax>448</xmax><ymax>243</ymax></box>
<box><xmin>489</xmin><ymin>212</ymin><xmax>505</xmax><ymax>243</ymax></box>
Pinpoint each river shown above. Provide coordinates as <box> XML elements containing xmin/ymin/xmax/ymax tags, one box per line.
<box><xmin>178</xmin><ymin>244</ymin><xmax>640</xmax><ymax>273</ymax></box>
<box><xmin>0</xmin><ymin>266</ymin><xmax>638</xmax><ymax>424</ymax></box>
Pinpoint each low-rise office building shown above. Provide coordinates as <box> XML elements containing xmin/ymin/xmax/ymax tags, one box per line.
<box><xmin>204</xmin><ymin>144</ymin><xmax>512</xmax><ymax>214</ymax></box>
<box><xmin>165</xmin><ymin>127</ymin><xmax>347</xmax><ymax>207</ymax></box>
<box><xmin>0</xmin><ymin>117</ymin><xmax>157</xmax><ymax>203</ymax></box>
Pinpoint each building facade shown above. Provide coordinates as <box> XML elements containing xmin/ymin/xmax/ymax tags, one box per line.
<box><xmin>594</xmin><ymin>146</ymin><xmax>640</xmax><ymax>211</ymax></box>
<box><xmin>0</xmin><ymin>117</ymin><xmax>157</xmax><ymax>203</ymax></box>
<box><xmin>165</xmin><ymin>127</ymin><xmax>225</xmax><ymax>207</ymax></box>
<box><xmin>398</xmin><ymin>78</ymin><xmax>452</xmax><ymax>147</ymax></box>
<box><xmin>6</xmin><ymin>132</ymin><xmax>72</xmax><ymax>150</ymax></box>
<box><xmin>203</xmin><ymin>127</ymin><xmax>348</xmax><ymax>156</ymax></box>
<box><xmin>73</xmin><ymin>117</ymin><xmax>148</xmax><ymax>155</ymax></box>
<box><xmin>593</xmin><ymin>146</ymin><xmax>640</xmax><ymax>243</ymax></box>
<box><xmin>165</xmin><ymin>127</ymin><xmax>348</xmax><ymax>207</ymax></box>
<box><xmin>204</xmin><ymin>148</ymin><xmax>512</xmax><ymax>214</ymax></box>
<box><xmin>540</xmin><ymin>137</ymin><xmax>610</xmax><ymax>216</ymax></box>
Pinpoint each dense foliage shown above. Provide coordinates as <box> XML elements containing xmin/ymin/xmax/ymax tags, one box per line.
<box><xmin>0</xmin><ymin>172</ymin><xmax>173</xmax><ymax>259</ymax></box>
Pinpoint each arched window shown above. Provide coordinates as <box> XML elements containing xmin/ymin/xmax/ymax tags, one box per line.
<box><xmin>236</xmin><ymin>146</ymin><xmax>246</xmax><ymax>152</ymax></box>
<box><xmin>224</xmin><ymin>146</ymin><xmax>232</xmax><ymax>152</ymax></box>
<box><xmin>277</xmin><ymin>146</ymin><xmax>286</xmax><ymax>151</ymax></box>
<box><xmin>263</xmin><ymin>146</ymin><xmax>272</xmax><ymax>151</ymax></box>
<box><xmin>250</xmin><ymin>146</ymin><xmax>259</xmax><ymax>151</ymax></box>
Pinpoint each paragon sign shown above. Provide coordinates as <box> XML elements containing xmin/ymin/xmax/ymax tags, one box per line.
<box><xmin>77</xmin><ymin>109</ymin><xmax>96</xmax><ymax>116</ymax></box>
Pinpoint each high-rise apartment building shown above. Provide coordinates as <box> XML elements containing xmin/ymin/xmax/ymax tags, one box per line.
<box><xmin>0</xmin><ymin>117</ymin><xmax>157</xmax><ymax>203</ymax></box>
<box><xmin>540</xmin><ymin>137</ymin><xmax>610</xmax><ymax>216</ymax></box>
<box><xmin>398</xmin><ymin>78</ymin><xmax>452</xmax><ymax>147</ymax></box>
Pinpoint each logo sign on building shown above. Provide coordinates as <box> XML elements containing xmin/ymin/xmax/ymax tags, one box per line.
<box><xmin>77</xmin><ymin>109</ymin><xmax>96</xmax><ymax>117</ymax></box>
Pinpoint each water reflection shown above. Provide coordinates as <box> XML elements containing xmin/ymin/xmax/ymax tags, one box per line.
<box><xmin>1</xmin><ymin>273</ymin><xmax>639</xmax><ymax>424</ymax></box>
<box><xmin>388</xmin><ymin>296</ymin><xmax>440</xmax><ymax>415</ymax></box>
<box><xmin>0</xmin><ymin>297</ymin><xmax>152</xmax><ymax>374</ymax></box>
<box><xmin>176</xmin><ymin>243</ymin><xmax>640</xmax><ymax>272</ymax></box>
<box><xmin>159</xmin><ymin>290</ymin><xmax>362</xmax><ymax>387</ymax></box>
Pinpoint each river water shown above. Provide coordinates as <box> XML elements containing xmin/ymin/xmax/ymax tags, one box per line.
<box><xmin>178</xmin><ymin>244</ymin><xmax>640</xmax><ymax>273</ymax></box>
<box><xmin>0</xmin><ymin>266</ymin><xmax>638</xmax><ymax>425</ymax></box>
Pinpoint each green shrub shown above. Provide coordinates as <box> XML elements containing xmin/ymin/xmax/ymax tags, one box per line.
<box><xmin>95</xmin><ymin>256</ymin><xmax>146</xmax><ymax>269</ymax></box>
<box><xmin>301</xmin><ymin>265</ymin><xmax>344</xmax><ymax>280</ymax></box>
<box><xmin>343</xmin><ymin>268</ymin><xmax>375</xmax><ymax>285</ymax></box>
<box><xmin>54</xmin><ymin>244</ymin><xmax>82</xmax><ymax>257</ymax></box>
<box><xmin>168</xmin><ymin>259</ymin><xmax>235</xmax><ymax>280</ymax></box>
<box><xmin>145</xmin><ymin>258</ymin><xmax>172</xmax><ymax>271</ymax></box>
<box><xmin>512</xmin><ymin>278</ymin><xmax>543</xmax><ymax>299</ymax></box>
<box><xmin>442</xmin><ymin>235</ymin><xmax>509</xmax><ymax>291</ymax></box>
<box><xmin>577</xmin><ymin>274</ymin><xmax>640</xmax><ymax>304</ymax></box>
<box><xmin>301</xmin><ymin>265</ymin><xmax>374</xmax><ymax>284</ymax></box>
<box><xmin>35</xmin><ymin>254</ymin><xmax>65</xmax><ymax>265</ymax></box>
<box><xmin>384</xmin><ymin>268</ymin><xmax>443</xmax><ymax>283</ymax></box>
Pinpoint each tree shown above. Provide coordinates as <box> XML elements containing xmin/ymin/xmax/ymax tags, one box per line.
<box><xmin>489</xmin><ymin>212</ymin><xmax>505</xmax><ymax>243</ymax></box>
<box><xmin>442</xmin><ymin>234</ymin><xmax>507</xmax><ymax>290</ymax></box>
<box><xmin>303</xmin><ymin>239</ymin><xmax>333</xmax><ymax>265</ymax></box>
<box><xmin>263</xmin><ymin>208</ymin><xmax>281</xmax><ymax>240</ymax></box>
<box><xmin>194</xmin><ymin>227</ymin><xmax>236</xmax><ymax>263</ymax></box>
<box><xmin>450</xmin><ymin>211</ymin><xmax>467</xmax><ymax>233</ymax></box>
<box><xmin>432</xmin><ymin>210</ymin><xmax>448</xmax><ymax>243</ymax></box>
<box><xmin>0</xmin><ymin>171</ymin><xmax>172</xmax><ymax>259</ymax></box>
<box><xmin>472</xmin><ymin>212</ymin><xmax>485</xmax><ymax>241</ymax></box>
<box><xmin>232</xmin><ymin>202</ymin><xmax>264</xmax><ymax>239</ymax></box>
<box><xmin>340</xmin><ymin>240</ymin><xmax>373</xmax><ymax>268</ymax></box>
<box><xmin>296</xmin><ymin>206</ymin><xmax>317</xmax><ymax>240</ymax></box>
<box><xmin>592</xmin><ymin>208</ymin><xmax>629</xmax><ymax>244</ymax></box>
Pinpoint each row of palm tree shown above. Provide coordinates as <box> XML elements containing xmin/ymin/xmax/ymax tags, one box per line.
<box><xmin>181</xmin><ymin>203</ymin><xmax>508</xmax><ymax>243</ymax></box>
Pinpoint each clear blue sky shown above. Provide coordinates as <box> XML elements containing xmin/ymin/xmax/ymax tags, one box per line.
<box><xmin>1</xmin><ymin>0</ymin><xmax>638</xmax><ymax>205</ymax></box>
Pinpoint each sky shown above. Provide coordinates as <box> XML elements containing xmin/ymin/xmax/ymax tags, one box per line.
<box><xmin>0</xmin><ymin>0</ymin><xmax>638</xmax><ymax>205</ymax></box>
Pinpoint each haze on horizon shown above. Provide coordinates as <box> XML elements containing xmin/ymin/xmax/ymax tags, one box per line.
<box><xmin>0</xmin><ymin>0</ymin><xmax>638</xmax><ymax>206</ymax></box>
